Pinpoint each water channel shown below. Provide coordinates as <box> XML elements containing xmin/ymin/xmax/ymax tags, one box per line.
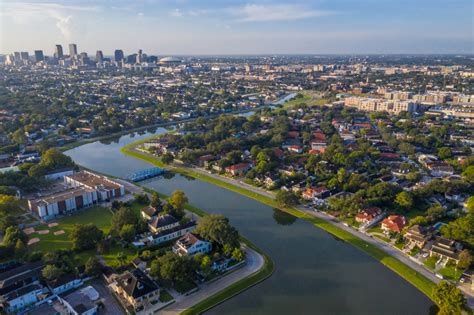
<box><xmin>65</xmin><ymin>128</ymin><xmax>434</xmax><ymax>315</ymax></box>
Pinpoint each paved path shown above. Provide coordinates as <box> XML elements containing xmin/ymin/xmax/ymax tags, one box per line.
<box><xmin>160</xmin><ymin>244</ymin><xmax>264</xmax><ymax>315</ymax></box>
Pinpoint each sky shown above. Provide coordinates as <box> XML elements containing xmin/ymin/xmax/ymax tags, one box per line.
<box><xmin>1</xmin><ymin>0</ymin><xmax>473</xmax><ymax>55</ymax></box>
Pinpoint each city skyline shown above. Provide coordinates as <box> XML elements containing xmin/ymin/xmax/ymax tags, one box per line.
<box><xmin>1</xmin><ymin>0</ymin><xmax>473</xmax><ymax>55</ymax></box>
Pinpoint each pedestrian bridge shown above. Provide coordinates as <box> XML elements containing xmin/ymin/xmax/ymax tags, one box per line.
<box><xmin>128</xmin><ymin>167</ymin><xmax>165</xmax><ymax>182</ymax></box>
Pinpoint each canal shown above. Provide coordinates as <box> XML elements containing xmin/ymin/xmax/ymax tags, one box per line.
<box><xmin>65</xmin><ymin>128</ymin><xmax>434</xmax><ymax>315</ymax></box>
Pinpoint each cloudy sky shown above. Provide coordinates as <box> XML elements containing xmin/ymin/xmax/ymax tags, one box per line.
<box><xmin>1</xmin><ymin>0</ymin><xmax>473</xmax><ymax>55</ymax></box>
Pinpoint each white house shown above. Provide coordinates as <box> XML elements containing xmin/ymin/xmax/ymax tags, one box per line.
<box><xmin>1</xmin><ymin>284</ymin><xmax>46</xmax><ymax>313</ymax></box>
<box><xmin>172</xmin><ymin>233</ymin><xmax>212</xmax><ymax>256</ymax></box>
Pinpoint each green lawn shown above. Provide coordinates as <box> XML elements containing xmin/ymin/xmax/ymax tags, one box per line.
<box><xmin>278</xmin><ymin>91</ymin><xmax>329</xmax><ymax>109</ymax></box>
<box><xmin>374</xmin><ymin>235</ymin><xmax>391</xmax><ymax>243</ymax></box>
<box><xmin>28</xmin><ymin>206</ymin><xmax>113</xmax><ymax>252</ymax></box>
<box><xmin>438</xmin><ymin>266</ymin><xmax>463</xmax><ymax>281</ymax></box>
<box><xmin>159</xmin><ymin>290</ymin><xmax>174</xmax><ymax>303</ymax></box>
<box><xmin>123</xmin><ymin>140</ymin><xmax>437</xmax><ymax>303</ymax></box>
<box><xmin>423</xmin><ymin>256</ymin><xmax>437</xmax><ymax>270</ymax></box>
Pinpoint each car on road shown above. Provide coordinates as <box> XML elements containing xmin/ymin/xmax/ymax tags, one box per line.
<box><xmin>422</xmin><ymin>253</ymin><xmax>429</xmax><ymax>258</ymax></box>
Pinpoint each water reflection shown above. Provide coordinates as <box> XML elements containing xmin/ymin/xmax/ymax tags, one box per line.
<box><xmin>272</xmin><ymin>208</ymin><xmax>297</xmax><ymax>226</ymax></box>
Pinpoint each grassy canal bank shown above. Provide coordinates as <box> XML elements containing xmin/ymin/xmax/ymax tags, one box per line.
<box><xmin>121</xmin><ymin>140</ymin><xmax>436</xmax><ymax>302</ymax></box>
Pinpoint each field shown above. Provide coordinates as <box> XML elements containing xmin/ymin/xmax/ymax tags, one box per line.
<box><xmin>27</xmin><ymin>206</ymin><xmax>113</xmax><ymax>252</ymax></box>
<box><xmin>280</xmin><ymin>91</ymin><xmax>330</xmax><ymax>109</ymax></box>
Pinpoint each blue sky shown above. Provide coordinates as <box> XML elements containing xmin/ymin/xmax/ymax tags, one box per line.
<box><xmin>1</xmin><ymin>0</ymin><xmax>473</xmax><ymax>55</ymax></box>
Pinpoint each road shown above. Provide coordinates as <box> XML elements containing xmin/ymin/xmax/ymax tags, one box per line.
<box><xmin>160</xmin><ymin>244</ymin><xmax>264</xmax><ymax>315</ymax></box>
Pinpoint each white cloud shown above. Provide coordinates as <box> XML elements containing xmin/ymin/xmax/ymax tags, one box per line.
<box><xmin>229</xmin><ymin>4</ymin><xmax>333</xmax><ymax>22</ymax></box>
<box><xmin>1</xmin><ymin>2</ymin><xmax>98</xmax><ymax>41</ymax></box>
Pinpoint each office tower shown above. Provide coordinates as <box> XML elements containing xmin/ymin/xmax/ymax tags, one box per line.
<box><xmin>55</xmin><ymin>45</ymin><xmax>64</xmax><ymax>59</ymax></box>
<box><xmin>20</xmin><ymin>52</ymin><xmax>29</xmax><ymax>61</ymax></box>
<box><xmin>13</xmin><ymin>52</ymin><xmax>21</xmax><ymax>62</ymax></box>
<box><xmin>34</xmin><ymin>50</ymin><xmax>44</xmax><ymax>62</ymax></box>
<box><xmin>136</xmin><ymin>49</ymin><xmax>143</xmax><ymax>64</ymax></box>
<box><xmin>96</xmin><ymin>50</ymin><xmax>104</xmax><ymax>62</ymax></box>
<box><xmin>69</xmin><ymin>43</ymin><xmax>78</xmax><ymax>57</ymax></box>
<box><xmin>114</xmin><ymin>49</ymin><xmax>124</xmax><ymax>62</ymax></box>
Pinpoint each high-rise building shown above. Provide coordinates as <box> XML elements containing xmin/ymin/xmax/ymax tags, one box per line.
<box><xmin>55</xmin><ymin>45</ymin><xmax>64</xmax><ymax>59</ymax></box>
<box><xmin>96</xmin><ymin>50</ymin><xmax>104</xmax><ymax>62</ymax></box>
<box><xmin>20</xmin><ymin>52</ymin><xmax>29</xmax><ymax>61</ymax></box>
<box><xmin>114</xmin><ymin>49</ymin><xmax>124</xmax><ymax>62</ymax></box>
<box><xmin>34</xmin><ymin>50</ymin><xmax>44</xmax><ymax>62</ymax></box>
<box><xmin>136</xmin><ymin>49</ymin><xmax>143</xmax><ymax>64</ymax></box>
<box><xmin>13</xmin><ymin>52</ymin><xmax>21</xmax><ymax>62</ymax></box>
<box><xmin>69</xmin><ymin>44</ymin><xmax>78</xmax><ymax>57</ymax></box>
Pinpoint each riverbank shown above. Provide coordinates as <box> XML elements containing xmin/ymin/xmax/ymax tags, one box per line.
<box><xmin>121</xmin><ymin>142</ymin><xmax>437</xmax><ymax>302</ymax></box>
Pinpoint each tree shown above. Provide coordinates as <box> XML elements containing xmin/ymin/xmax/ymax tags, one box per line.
<box><xmin>457</xmin><ymin>250</ymin><xmax>472</xmax><ymax>269</ymax></box>
<box><xmin>438</xmin><ymin>147</ymin><xmax>452</xmax><ymax>160</ymax></box>
<box><xmin>161</xmin><ymin>152</ymin><xmax>174</xmax><ymax>164</ymax></box>
<box><xmin>200</xmin><ymin>255</ymin><xmax>212</xmax><ymax>276</ymax></box>
<box><xmin>275</xmin><ymin>190</ymin><xmax>299</xmax><ymax>208</ymax></box>
<box><xmin>440</xmin><ymin>214</ymin><xmax>474</xmax><ymax>247</ymax></box>
<box><xmin>466</xmin><ymin>196</ymin><xmax>474</xmax><ymax>214</ymax></box>
<box><xmin>461</xmin><ymin>166</ymin><xmax>474</xmax><ymax>184</ymax></box>
<box><xmin>150</xmin><ymin>252</ymin><xmax>194</xmax><ymax>284</ymax></box>
<box><xmin>119</xmin><ymin>224</ymin><xmax>136</xmax><ymax>242</ymax></box>
<box><xmin>42</xmin><ymin>264</ymin><xmax>64</xmax><ymax>280</ymax></box>
<box><xmin>14</xmin><ymin>239</ymin><xmax>27</xmax><ymax>257</ymax></box>
<box><xmin>12</xmin><ymin>129</ymin><xmax>26</xmax><ymax>144</ymax></box>
<box><xmin>0</xmin><ymin>215</ymin><xmax>16</xmax><ymax>234</ymax></box>
<box><xmin>111</xmin><ymin>207</ymin><xmax>139</xmax><ymax>234</ymax></box>
<box><xmin>85</xmin><ymin>257</ymin><xmax>102</xmax><ymax>277</ymax></box>
<box><xmin>394</xmin><ymin>191</ymin><xmax>413</xmax><ymax>210</ymax></box>
<box><xmin>223</xmin><ymin>244</ymin><xmax>233</xmax><ymax>256</ymax></box>
<box><xmin>169</xmin><ymin>190</ymin><xmax>188</xmax><ymax>212</ymax></box>
<box><xmin>69</xmin><ymin>224</ymin><xmax>103</xmax><ymax>251</ymax></box>
<box><xmin>196</xmin><ymin>214</ymin><xmax>239</xmax><ymax>248</ymax></box>
<box><xmin>231</xmin><ymin>248</ymin><xmax>245</xmax><ymax>261</ymax></box>
<box><xmin>150</xmin><ymin>192</ymin><xmax>163</xmax><ymax>211</ymax></box>
<box><xmin>432</xmin><ymin>281</ymin><xmax>466</xmax><ymax>314</ymax></box>
<box><xmin>3</xmin><ymin>226</ymin><xmax>27</xmax><ymax>247</ymax></box>
<box><xmin>426</xmin><ymin>205</ymin><xmax>445</xmax><ymax>221</ymax></box>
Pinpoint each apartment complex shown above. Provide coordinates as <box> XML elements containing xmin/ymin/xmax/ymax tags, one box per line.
<box><xmin>344</xmin><ymin>97</ymin><xmax>418</xmax><ymax>114</ymax></box>
<box><xmin>28</xmin><ymin>171</ymin><xmax>124</xmax><ymax>220</ymax></box>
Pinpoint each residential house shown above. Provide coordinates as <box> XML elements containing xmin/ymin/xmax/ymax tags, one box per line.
<box><xmin>147</xmin><ymin>214</ymin><xmax>180</xmax><ymax>234</ymax></box>
<box><xmin>172</xmin><ymin>233</ymin><xmax>212</xmax><ymax>256</ymax></box>
<box><xmin>46</xmin><ymin>274</ymin><xmax>83</xmax><ymax>295</ymax></box>
<box><xmin>0</xmin><ymin>261</ymin><xmax>44</xmax><ymax>296</ymax></box>
<box><xmin>302</xmin><ymin>186</ymin><xmax>329</xmax><ymax>201</ymax></box>
<box><xmin>381</xmin><ymin>215</ymin><xmax>407</xmax><ymax>234</ymax></box>
<box><xmin>0</xmin><ymin>283</ymin><xmax>47</xmax><ymax>314</ymax></box>
<box><xmin>429</xmin><ymin>237</ymin><xmax>461</xmax><ymax>264</ymax></box>
<box><xmin>58</xmin><ymin>285</ymin><xmax>101</xmax><ymax>315</ymax></box>
<box><xmin>355</xmin><ymin>207</ymin><xmax>383</xmax><ymax>224</ymax></box>
<box><xmin>225</xmin><ymin>163</ymin><xmax>251</xmax><ymax>176</ymax></box>
<box><xmin>110</xmin><ymin>269</ymin><xmax>160</xmax><ymax>311</ymax></box>
<box><xmin>426</xmin><ymin>161</ymin><xmax>454</xmax><ymax>177</ymax></box>
<box><xmin>141</xmin><ymin>206</ymin><xmax>159</xmax><ymax>221</ymax></box>
<box><xmin>404</xmin><ymin>225</ymin><xmax>432</xmax><ymax>249</ymax></box>
<box><xmin>142</xmin><ymin>221</ymin><xmax>197</xmax><ymax>246</ymax></box>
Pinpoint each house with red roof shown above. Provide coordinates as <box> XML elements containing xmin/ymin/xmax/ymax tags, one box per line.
<box><xmin>381</xmin><ymin>215</ymin><xmax>407</xmax><ymax>233</ymax></box>
<box><xmin>355</xmin><ymin>207</ymin><xmax>383</xmax><ymax>224</ymax></box>
<box><xmin>225</xmin><ymin>163</ymin><xmax>251</xmax><ymax>176</ymax></box>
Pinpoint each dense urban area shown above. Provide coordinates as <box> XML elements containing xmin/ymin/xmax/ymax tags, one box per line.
<box><xmin>0</xmin><ymin>47</ymin><xmax>473</xmax><ymax>315</ymax></box>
